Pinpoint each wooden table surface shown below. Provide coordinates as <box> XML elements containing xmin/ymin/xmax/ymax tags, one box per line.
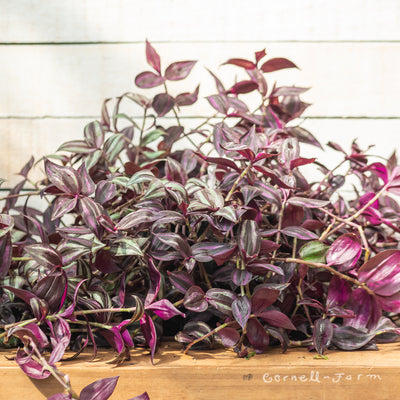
<box><xmin>1</xmin><ymin>342</ymin><xmax>400</xmax><ymax>400</ymax></box>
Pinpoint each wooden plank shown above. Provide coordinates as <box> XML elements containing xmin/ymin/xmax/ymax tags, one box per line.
<box><xmin>1</xmin><ymin>0</ymin><xmax>400</xmax><ymax>43</ymax></box>
<box><xmin>1</xmin><ymin>43</ymin><xmax>400</xmax><ymax>118</ymax></box>
<box><xmin>1</xmin><ymin>118</ymin><xmax>398</xmax><ymax>188</ymax></box>
<box><xmin>1</xmin><ymin>342</ymin><xmax>400</xmax><ymax>399</ymax></box>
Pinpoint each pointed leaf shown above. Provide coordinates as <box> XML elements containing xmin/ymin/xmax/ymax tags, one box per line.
<box><xmin>152</xmin><ymin>93</ymin><xmax>175</xmax><ymax>117</ymax></box>
<box><xmin>146</xmin><ymin>299</ymin><xmax>185</xmax><ymax>320</ymax></box>
<box><xmin>223</xmin><ymin>58</ymin><xmax>256</xmax><ymax>69</ymax></box>
<box><xmin>261</xmin><ymin>58</ymin><xmax>298</xmax><ymax>73</ymax></box>
<box><xmin>165</xmin><ymin>60</ymin><xmax>197</xmax><ymax>81</ymax></box>
<box><xmin>232</xmin><ymin>296</ymin><xmax>251</xmax><ymax>329</ymax></box>
<box><xmin>145</xmin><ymin>258</ymin><xmax>161</xmax><ymax>306</ymax></box>
<box><xmin>287</xmin><ymin>197</ymin><xmax>330</xmax><ymax>208</ymax></box>
<box><xmin>313</xmin><ymin>318</ymin><xmax>333</xmax><ymax>355</ymax></box>
<box><xmin>332</xmin><ymin>325</ymin><xmax>375</xmax><ymax>351</ymax></box>
<box><xmin>140</xmin><ymin>313</ymin><xmax>157</xmax><ymax>363</ymax></box>
<box><xmin>51</xmin><ymin>196</ymin><xmax>77</xmax><ymax>220</ymax></box>
<box><xmin>45</xmin><ymin>159</ymin><xmax>81</xmax><ymax>195</ymax></box>
<box><xmin>183</xmin><ymin>285</ymin><xmax>208</xmax><ymax>312</ymax></box>
<box><xmin>358</xmin><ymin>250</ymin><xmax>400</xmax><ymax>296</ymax></box>
<box><xmin>80</xmin><ymin>376</ymin><xmax>119</xmax><ymax>400</ymax></box>
<box><xmin>326</xmin><ymin>233</ymin><xmax>362</xmax><ymax>272</ymax></box>
<box><xmin>25</xmin><ymin>244</ymin><xmax>62</xmax><ymax>268</ymax></box>
<box><xmin>247</xmin><ymin>317</ymin><xmax>269</xmax><ymax>353</ymax></box>
<box><xmin>282</xmin><ymin>226</ymin><xmax>318</xmax><ymax>240</ymax></box>
<box><xmin>145</xmin><ymin>39</ymin><xmax>161</xmax><ymax>73</ymax></box>
<box><xmin>135</xmin><ymin>71</ymin><xmax>165</xmax><ymax>88</ymax></box>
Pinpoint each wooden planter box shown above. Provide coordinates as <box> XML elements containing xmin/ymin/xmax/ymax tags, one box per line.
<box><xmin>1</xmin><ymin>342</ymin><xmax>399</xmax><ymax>400</ymax></box>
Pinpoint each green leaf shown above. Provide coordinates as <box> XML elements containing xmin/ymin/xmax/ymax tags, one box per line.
<box><xmin>142</xmin><ymin>129</ymin><xmax>165</xmax><ymax>146</ymax></box>
<box><xmin>299</xmin><ymin>240</ymin><xmax>329</xmax><ymax>263</ymax></box>
<box><xmin>111</xmin><ymin>238</ymin><xmax>144</xmax><ymax>256</ymax></box>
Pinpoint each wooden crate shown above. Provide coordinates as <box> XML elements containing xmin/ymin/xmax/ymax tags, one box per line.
<box><xmin>1</xmin><ymin>342</ymin><xmax>399</xmax><ymax>400</ymax></box>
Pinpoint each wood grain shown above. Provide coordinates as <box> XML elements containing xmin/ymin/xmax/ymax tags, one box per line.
<box><xmin>1</xmin><ymin>0</ymin><xmax>399</xmax><ymax>42</ymax></box>
<box><xmin>1</xmin><ymin>342</ymin><xmax>399</xmax><ymax>400</ymax></box>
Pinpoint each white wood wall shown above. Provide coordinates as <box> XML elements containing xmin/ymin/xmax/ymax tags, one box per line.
<box><xmin>1</xmin><ymin>0</ymin><xmax>400</xmax><ymax>187</ymax></box>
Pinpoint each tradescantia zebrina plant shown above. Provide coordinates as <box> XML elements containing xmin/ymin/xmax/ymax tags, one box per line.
<box><xmin>2</xmin><ymin>40</ymin><xmax>400</xmax><ymax>399</ymax></box>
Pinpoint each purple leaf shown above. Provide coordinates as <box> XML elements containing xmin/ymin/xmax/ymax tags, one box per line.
<box><xmin>167</xmin><ymin>270</ymin><xmax>194</xmax><ymax>294</ymax></box>
<box><xmin>33</xmin><ymin>266</ymin><xmax>68</xmax><ymax>312</ymax></box>
<box><xmin>326</xmin><ymin>233</ymin><xmax>362</xmax><ymax>271</ymax></box>
<box><xmin>232</xmin><ymin>296</ymin><xmax>251</xmax><ymax>329</ymax></box>
<box><xmin>175</xmin><ymin>85</ymin><xmax>199</xmax><ymax>106</ymax></box>
<box><xmin>218</xmin><ymin>327</ymin><xmax>240</xmax><ymax>347</ymax></box>
<box><xmin>95</xmin><ymin>181</ymin><xmax>117</xmax><ymax>204</ymax></box>
<box><xmin>223</xmin><ymin>58</ymin><xmax>256</xmax><ymax>70</ymax></box>
<box><xmin>287</xmin><ymin>196</ymin><xmax>330</xmax><ymax>208</ymax></box>
<box><xmin>255</xmin><ymin>49</ymin><xmax>266</xmax><ymax>64</ymax></box>
<box><xmin>77</xmin><ymin>163</ymin><xmax>96</xmax><ymax>196</ymax></box>
<box><xmin>140</xmin><ymin>313</ymin><xmax>157</xmax><ymax>364</ymax></box>
<box><xmin>195</xmin><ymin>153</ymin><xmax>240</xmax><ymax>173</ymax></box>
<box><xmin>165</xmin><ymin>60</ymin><xmax>197</xmax><ymax>81</ymax></box>
<box><xmin>80</xmin><ymin>376</ymin><xmax>119</xmax><ymax>400</ymax></box>
<box><xmin>256</xmin><ymin>310</ymin><xmax>296</xmax><ymax>330</ymax></box>
<box><xmin>231</xmin><ymin>269</ymin><xmax>253</xmax><ymax>286</ymax></box>
<box><xmin>135</xmin><ymin>71</ymin><xmax>165</xmax><ymax>88</ymax></box>
<box><xmin>44</xmin><ymin>159</ymin><xmax>81</xmax><ymax>195</ymax></box>
<box><xmin>9</xmin><ymin>323</ymin><xmax>49</xmax><ymax>349</ymax></box>
<box><xmin>152</xmin><ymin>93</ymin><xmax>175</xmax><ymax>117</ymax></box>
<box><xmin>116</xmin><ymin>210</ymin><xmax>157</xmax><ymax>231</ymax></box>
<box><xmin>79</xmin><ymin>197</ymin><xmax>103</xmax><ymax>235</ymax></box>
<box><xmin>238</xmin><ymin>220</ymin><xmax>260</xmax><ymax>259</ymax></box>
<box><xmin>290</xmin><ymin>157</ymin><xmax>316</xmax><ymax>170</ymax></box>
<box><xmin>206</xmin><ymin>94</ymin><xmax>229</xmax><ymax>114</ymax></box>
<box><xmin>15</xmin><ymin>348</ymin><xmax>51</xmax><ymax>380</ymax></box>
<box><xmin>344</xmin><ymin>288</ymin><xmax>382</xmax><ymax>330</ymax></box>
<box><xmin>25</xmin><ymin>243</ymin><xmax>62</xmax><ymax>268</ymax></box>
<box><xmin>146</xmin><ymin>299</ymin><xmax>185</xmax><ymax>320</ymax></box>
<box><xmin>19</xmin><ymin>156</ymin><xmax>34</xmax><ymax>177</ymax></box>
<box><xmin>205</xmin><ymin>288</ymin><xmax>237</xmax><ymax>315</ymax></box>
<box><xmin>261</xmin><ymin>57</ymin><xmax>298</xmax><ymax>73</ymax></box>
<box><xmin>128</xmin><ymin>393</ymin><xmax>150</xmax><ymax>400</ymax></box>
<box><xmin>246</xmin><ymin>318</ymin><xmax>269</xmax><ymax>353</ymax></box>
<box><xmin>51</xmin><ymin>196</ymin><xmax>77</xmax><ymax>220</ymax></box>
<box><xmin>0</xmin><ymin>233</ymin><xmax>12</xmax><ymax>278</ymax></box>
<box><xmin>57</xmin><ymin>140</ymin><xmax>93</xmax><ymax>153</ymax></box>
<box><xmin>48</xmin><ymin>318</ymin><xmax>71</xmax><ymax>364</ymax></box>
<box><xmin>191</xmin><ymin>242</ymin><xmax>237</xmax><ymax>265</ymax></box>
<box><xmin>251</xmin><ymin>288</ymin><xmax>279</xmax><ymax>314</ymax></box>
<box><xmin>145</xmin><ymin>39</ymin><xmax>161</xmax><ymax>73</ymax></box>
<box><xmin>281</xmin><ymin>226</ymin><xmax>318</xmax><ymax>240</ymax></box>
<box><xmin>183</xmin><ymin>286</ymin><xmax>208</xmax><ymax>312</ymax></box>
<box><xmin>94</xmin><ymin>249</ymin><xmax>120</xmax><ymax>273</ymax></box>
<box><xmin>327</xmin><ymin>276</ymin><xmax>352</xmax><ymax>307</ymax></box>
<box><xmin>145</xmin><ymin>258</ymin><xmax>161</xmax><ymax>306</ymax></box>
<box><xmin>84</xmin><ymin>120</ymin><xmax>105</xmax><ymax>149</ymax></box>
<box><xmin>228</xmin><ymin>80</ymin><xmax>258</xmax><ymax>95</ymax></box>
<box><xmin>313</xmin><ymin>318</ymin><xmax>333</xmax><ymax>355</ymax></box>
<box><xmin>358</xmin><ymin>250</ymin><xmax>400</xmax><ymax>296</ymax></box>
<box><xmin>332</xmin><ymin>326</ymin><xmax>375</xmax><ymax>351</ymax></box>
<box><xmin>246</xmin><ymin>261</ymin><xmax>283</xmax><ymax>276</ymax></box>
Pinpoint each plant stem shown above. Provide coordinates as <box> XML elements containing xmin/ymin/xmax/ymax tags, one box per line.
<box><xmin>319</xmin><ymin>183</ymin><xmax>388</xmax><ymax>242</ymax></box>
<box><xmin>271</xmin><ymin>257</ymin><xmax>375</xmax><ymax>296</ymax></box>
<box><xmin>183</xmin><ymin>320</ymin><xmax>236</xmax><ymax>355</ymax></box>
<box><xmin>0</xmin><ymin>190</ymin><xmax>40</xmax><ymax>201</ymax></box>
<box><xmin>225</xmin><ymin>163</ymin><xmax>252</xmax><ymax>202</ymax></box>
